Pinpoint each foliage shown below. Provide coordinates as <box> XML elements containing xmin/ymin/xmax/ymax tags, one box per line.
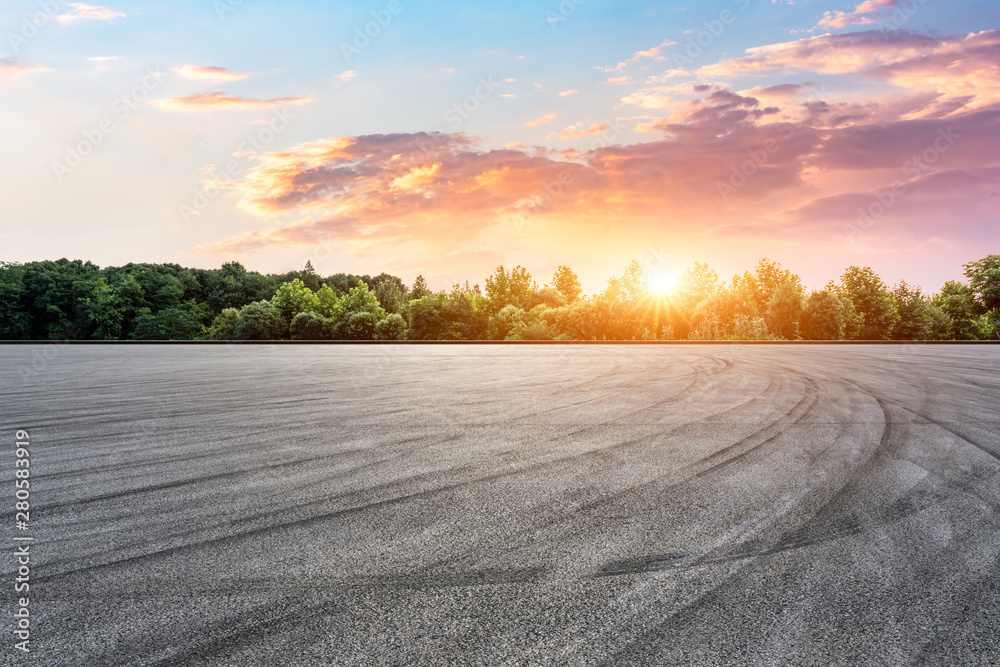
<box><xmin>551</xmin><ymin>265</ymin><xmax>582</xmax><ymax>302</ymax></box>
<box><xmin>934</xmin><ymin>281</ymin><xmax>981</xmax><ymax>340</ymax></box>
<box><xmin>837</xmin><ymin>266</ymin><xmax>900</xmax><ymax>339</ymax></box>
<box><xmin>207</xmin><ymin>308</ymin><xmax>240</xmax><ymax>340</ymax></box>
<box><xmin>232</xmin><ymin>301</ymin><xmax>286</xmax><ymax>340</ymax></box>
<box><xmin>964</xmin><ymin>255</ymin><xmax>1000</xmax><ymax>314</ymax></box>
<box><xmin>890</xmin><ymin>281</ymin><xmax>934</xmax><ymax>340</ymax></box>
<box><xmin>271</xmin><ymin>278</ymin><xmax>319</xmax><ymax>323</ymax></box>
<box><xmin>410</xmin><ymin>275</ymin><xmax>432</xmax><ymax>300</ymax></box>
<box><xmin>764</xmin><ymin>281</ymin><xmax>804</xmax><ymax>339</ymax></box>
<box><xmin>484</xmin><ymin>265</ymin><xmax>536</xmax><ymax>315</ymax></box>
<box><xmin>2</xmin><ymin>256</ymin><xmax>997</xmax><ymax>341</ymax></box>
<box><xmin>130</xmin><ymin>302</ymin><xmax>208</xmax><ymax>340</ymax></box>
<box><xmin>374</xmin><ymin>278</ymin><xmax>409</xmax><ymax>315</ymax></box>
<box><xmin>374</xmin><ymin>313</ymin><xmax>408</xmax><ymax>340</ymax></box>
<box><xmin>801</xmin><ymin>290</ymin><xmax>848</xmax><ymax>340</ymax></box>
<box><xmin>290</xmin><ymin>312</ymin><xmax>330</xmax><ymax>340</ymax></box>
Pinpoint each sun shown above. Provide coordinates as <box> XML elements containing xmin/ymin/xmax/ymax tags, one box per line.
<box><xmin>649</xmin><ymin>272</ymin><xmax>678</xmax><ymax>295</ymax></box>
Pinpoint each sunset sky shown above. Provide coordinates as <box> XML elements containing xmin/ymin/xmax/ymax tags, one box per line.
<box><xmin>2</xmin><ymin>0</ymin><xmax>998</xmax><ymax>293</ymax></box>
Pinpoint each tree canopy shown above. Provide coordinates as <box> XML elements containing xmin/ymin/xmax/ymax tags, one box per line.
<box><xmin>1</xmin><ymin>256</ymin><xmax>996</xmax><ymax>341</ymax></box>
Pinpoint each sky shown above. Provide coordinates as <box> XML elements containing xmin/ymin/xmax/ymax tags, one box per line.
<box><xmin>1</xmin><ymin>0</ymin><xmax>998</xmax><ymax>294</ymax></box>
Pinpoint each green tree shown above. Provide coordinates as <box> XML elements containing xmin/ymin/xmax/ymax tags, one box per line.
<box><xmin>764</xmin><ymin>281</ymin><xmax>804</xmax><ymax>339</ymax></box>
<box><xmin>484</xmin><ymin>265</ymin><xmax>537</xmax><ymax>315</ymax></box>
<box><xmin>271</xmin><ymin>278</ymin><xmax>319</xmax><ymax>323</ymax></box>
<box><xmin>488</xmin><ymin>305</ymin><xmax>527</xmax><ymax>340</ymax></box>
<box><xmin>233</xmin><ymin>301</ymin><xmax>287</xmax><ymax>340</ymax></box>
<box><xmin>341</xmin><ymin>311</ymin><xmax>380</xmax><ymax>340</ymax></box>
<box><xmin>551</xmin><ymin>265</ymin><xmax>582</xmax><ymax>302</ymax></box>
<box><xmin>838</xmin><ymin>266</ymin><xmax>899</xmax><ymax>339</ymax></box>
<box><xmin>410</xmin><ymin>275</ymin><xmax>432</xmax><ymax>300</ymax></box>
<box><xmin>77</xmin><ymin>277</ymin><xmax>124</xmax><ymax>340</ymax></box>
<box><xmin>891</xmin><ymin>281</ymin><xmax>934</xmax><ymax>340</ymax></box>
<box><xmin>207</xmin><ymin>308</ymin><xmax>240</xmax><ymax>340</ymax></box>
<box><xmin>374</xmin><ymin>277</ymin><xmax>408</xmax><ymax>315</ymax></box>
<box><xmin>934</xmin><ymin>280</ymin><xmax>981</xmax><ymax>340</ymax></box>
<box><xmin>130</xmin><ymin>303</ymin><xmax>206</xmax><ymax>340</ymax></box>
<box><xmin>374</xmin><ymin>313</ymin><xmax>407</xmax><ymax>340</ymax></box>
<box><xmin>800</xmin><ymin>290</ymin><xmax>849</xmax><ymax>340</ymax></box>
<box><xmin>315</xmin><ymin>284</ymin><xmax>341</xmax><ymax>319</ymax></box>
<box><xmin>964</xmin><ymin>255</ymin><xmax>1000</xmax><ymax>314</ymax></box>
<box><xmin>290</xmin><ymin>312</ymin><xmax>330</xmax><ymax>340</ymax></box>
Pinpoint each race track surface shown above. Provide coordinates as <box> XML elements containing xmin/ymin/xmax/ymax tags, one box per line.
<box><xmin>2</xmin><ymin>344</ymin><xmax>999</xmax><ymax>666</ymax></box>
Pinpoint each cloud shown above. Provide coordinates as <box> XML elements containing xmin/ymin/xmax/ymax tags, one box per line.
<box><xmin>338</xmin><ymin>70</ymin><xmax>357</xmax><ymax>81</ymax></box>
<box><xmin>174</xmin><ymin>65</ymin><xmax>252</xmax><ymax>82</ymax></box>
<box><xmin>192</xmin><ymin>71</ymin><xmax>999</xmax><ymax>282</ymax></box>
<box><xmin>815</xmin><ymin>0</ymin><xmax>897</xmax><ymax>30</ymax></box>
<box><xmin>606</xmin><ymin>76</ymin><xmax>634</xmax><ymax>85</ymax></box>
<box><xmin>559</xmin><ymin>89</ymin><xmax>579</xmax><ymax>97</ymax></box>
<box><xmin>0</xmin><ymin>57</ymin><xmax>49</xmax><ymax>76</ymax></box>
<box><xmin>55</xmin><ymin>3</ymin><xmax>125</xmax><ymax>24</ymax></box>
<box><xmin>152</xmin><ymin>91</ymin><xmax>316</xmax><ymax>111</ymax></box>
<box><xmin>604</xmin><ymin>39</ymin><xmax>676</xmax><ymax>72</ymax></box>
<box><xmin>523</xmin><ymin>113</ymin><xmax>559</xmax><ymax>127</ymax></box>
<box><xmin>558</xmin><ymin>123</ymin><xmax>611</xmax><ymax>139</ymax></box>
<box><xmin>88</xmin><ymin>55</ymin><xmax>124</xmax><ymax>71</ymax></box>
<box><xmin>699</xmin><ymin>30</ymin><xmax>1000</xmax><ymax>118</ymax></box>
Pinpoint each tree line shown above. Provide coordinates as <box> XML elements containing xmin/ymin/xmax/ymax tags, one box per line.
<box><xmin>0</xmin><ymin>256</ymin><xmax>997</xmax><ymax>341</ymax></box>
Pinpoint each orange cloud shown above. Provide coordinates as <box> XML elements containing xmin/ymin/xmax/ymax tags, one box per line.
<box><xmin>55</xmin><ymin>3</ymin><xmax>125</xmax><ymax>24</ymax></box>
<box><xmin>174</xmin><ymin>65</ymin><xmax>252</xmax><ymax>82</ymax></box>
<box><xmin>0</xmin><ymin>58</ymin><xmax>49</xmax><ymax>76</ymax></box>
<box><xmin>523</xmin><ymin>113</ymin><xmax>558</xmax><ymax>127</ymax></box>
<box><xmin>192</xmin><ymin>70</ymin><xmax>1000</xmax><ymax>285</ymax></box>
<box><xmin>604</xmin><ymin>39</ymin><xmax>676</xmax><ymax>72</ymax></box>
<box><xmin>152</xmin><ymin>91</ymin><xmax>316</xmax><ymax>111</ymax></box>
<box><xmin>559</xmin><ymin>89</ymin><xmax>579</xmax><ymax>97</ymax></box>
<box><xmin>558</xmin><ymin>122</ymin><xmax>611</xmax><ymax>139</ymax></box>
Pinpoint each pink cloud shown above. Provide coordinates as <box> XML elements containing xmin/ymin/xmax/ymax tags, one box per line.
<box><xmin>174</xmin><ymin>66</ymin><xmax>252</xmax><ymax>82</ymax></box>
<box><xmin>152</xmin><ymin>91</ymin><xmax>315</xmax><ymax>111</ymax></box>
<box><xmin>815</xmin><ymin>0</ymin><xmax>897</xmax><ymax>30</ymax></box>
<box><xmin>55</xmin><ymin>3</ymin><xmax>125</xmax><ymax>24</ymax></box>
<box><xmin>604</xmin><ymin>39</ymin><xmax>676</xmax><ymax>72</ymax></box>
<box><xmin>192</xmin><ymin>65</ymin><xmax>998</xmax><ymax>278</ymax></box>
<box><xmin>699</xmin><ymin>30</ymin><xmax>1000</xmax><ymax>118</ymax></box>
<box><xmin>0</xmin><ymin>57</ymin><xmax>49</xmax><ymax>76</ymax></box>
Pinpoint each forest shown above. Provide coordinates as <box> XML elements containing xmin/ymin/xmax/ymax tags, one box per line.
<box><xmin>0</xmin><ymin>255</ymin><xmax>997</xmax><ymax>341</ymax></box>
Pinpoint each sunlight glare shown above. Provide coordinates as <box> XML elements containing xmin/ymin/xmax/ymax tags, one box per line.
<box><xmin>649</xmin><ymin>272</ymin><xmax>678</xmax><ymax>295</ymax></box>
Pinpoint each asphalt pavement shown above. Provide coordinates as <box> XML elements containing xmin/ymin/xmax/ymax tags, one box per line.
<box><xmin>2</xmin><ymin>344</ymin><xmax>999</xmax><ymax>665</ymax></box>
